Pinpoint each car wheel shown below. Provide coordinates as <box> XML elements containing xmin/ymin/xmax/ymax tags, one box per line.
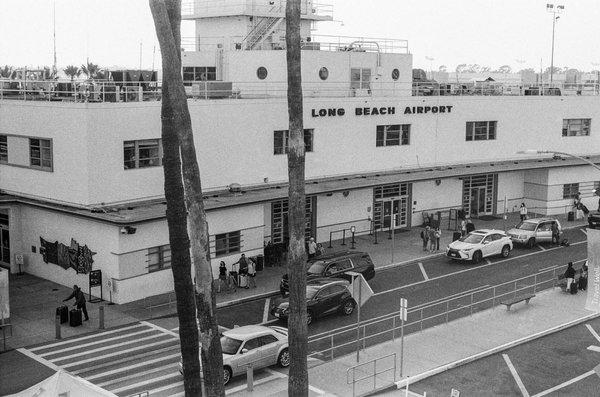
<box><xmin>472</xmin><ymin>251</ymin><xmax>483</xmax><ymax>263</ymax></box>
<box><xmin>277</xmin><ymin>348</ymin><xmax>290</xmax><ymax>367</ymax></box>
<box><xmin>223</xmin><ymin>366</ymin><xmax>232</xmax><ymax>385</ymax></box>
<box><xmin>341</xmin><ymin>299</ymin><xmax>355</xmax><ymax>315</ymax></box>
<box><xmin>501</xmin><ymin>245</ymin><xmax>510</xmax><ymax>258</ymax></box>
<box><xmin>307</xmin><ymin>310</ymin><xmax>313</xmax><ymax>325</ymax></box>
<box><xmin>527</xmin><ymin>238</ymin><xmax>536</xmax><ymax>249</ymax></box>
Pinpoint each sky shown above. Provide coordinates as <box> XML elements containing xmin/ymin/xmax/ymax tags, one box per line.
<box><xmin>1</xmin><ymin>0</ymin><xmax>599</xmax><ymax>72</ymax></box>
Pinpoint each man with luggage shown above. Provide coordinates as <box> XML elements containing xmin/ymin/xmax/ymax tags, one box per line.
<box><xmin>233</xmin><ymin>254</ymin><xmax>249</xmax><ymax>288</ymax></box>
<box><xmin>63</xmin><ymin>285</ymin><xmax>89</xmax><ymax>321</ymax></box>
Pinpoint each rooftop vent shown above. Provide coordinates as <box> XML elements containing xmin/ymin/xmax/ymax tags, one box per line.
<box><xmin>228</xmin><ymin>183</ymin><xmax>242</xmax><ymax>194</ymax></box>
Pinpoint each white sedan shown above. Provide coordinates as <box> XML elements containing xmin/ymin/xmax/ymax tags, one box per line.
<box><xmin>180</xmin><ymin>324</ymin><xmax>289</xmax><ymax>385</ymax></box>
<box><xmin>446</xmin><ymin>229</ymin><xmax>513</xmax><ymax>263</ymax></box>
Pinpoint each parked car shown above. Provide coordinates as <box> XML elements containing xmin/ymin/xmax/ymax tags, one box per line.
<box><xmin>272</xmin><ymin>278</ymin><xmax>356</xmax><ymax>325</ymax></box>
<box><xmin>179</xmin><ymin>324</ymin><xmax>289</xmax><ymax>385</ymax></box>
<box><xmin>279</xmin><ymin>251</ymin><xmax>375</xmax><ymax>295</ymax></box>
<box><xmin>446</xmin><ymin>229</ymin><xmax>513</xmax><ymax>263</ymax></box>
<box><xmin>588</xmin><ymin>213</ymin><xmax>600</xmax><ymax>229</ymax></box>
<box><xmin>507</xmin><ymin>218</ymin><xmax>562</xmax><ymax>248</ymax></box>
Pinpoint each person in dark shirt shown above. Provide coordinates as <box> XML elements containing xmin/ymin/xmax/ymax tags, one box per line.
<box><xmin>63</xmin><ymin>285</ymin><xmax>89</xmax><ymax>321</ymax></box>
<box><xmin>564</xmin><ymin>262</ymin><xmax>576</xmax><ymax>292</ymax></box>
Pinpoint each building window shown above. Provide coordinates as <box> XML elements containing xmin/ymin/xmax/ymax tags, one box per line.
<box><xmin>391</xmin><ymin>69</ymin><xmax>400</xmax><ymax>81</ymax></box>
<box><xmin>466</xmin><ymin>121</ymin><xmax>497</xmax><ymax>141</ymax></box>
<box><xmin>182</xmin><ymin>67</ymin><xmax>216</xmax><ymax>86</ymax></box>
<box><xmin>124</xmin><ymin>139</ymin><xmax>162</xmax><ymax>169</ymax></box>
<box><xmin>273</xmin><ymin>129</ymin><xmax>314</xmax><ymax>155</ymax></box>
<box><xmin>319</xmin><ymin>67</ymin><xmax>329</xmax><ymax>80</ymax></box>
<box><xmin>29</xmin><ymin>138</ymin><xmax>53</xmax><ymax>170</ymax></box>
<box><xmin>148</xmin><ymin>244</ymin><xmax>171</xmax><ymax>273</ymax></box>
<box><xmin>563</xmin><ymin>183</ymin><xmax>580</xmax><ymax>199</ymax></box>
<box><xmin>376</xmin><ymin>125</ymin><xmax>410</xmax><ymax>147</ymax></box>
<box><xmin>562</xmin><ymin>119</ymin><xmax>591</xmax><ymax>137</ymax></box>
<box><xmin>0</xmin><ymin>135</ymin><xmax>7</xmax><ymax>163</ymax></box>
<box><xmin>215</xmin><ymin>231</ymin><xmax>241</xmax><ymax>257</ymax></box>
<box><xmin>257</xmin><ymin>67</ymin><xmax>268</xmax><ymax>80</ymax></box>
<box><xmin>350</xmin><ymin>68</ymin><xmax>371</xmax><ymax>90</ymax></box>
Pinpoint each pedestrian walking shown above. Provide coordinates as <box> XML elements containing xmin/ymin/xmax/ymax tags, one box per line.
<box><xmin>460</xmin><ymin>218</ymin><xmax>467</xmax><ymax>236</ymax></box>
<box><xmin>519</xmin><ymin>203</ymin><xmax>528</xmax><ymax>221</ymax></box>
<box><xmin>434</xmin><ymin>227</ymin><xmax>441</xmax><ymax>251</ymax></box>
<box><xmin>248</xmin><ymin>258</ymin><xmax>257</xmax><ymax>288</ymax></box>
<box><xmin>420</xmin><ymin>225</ymin><xmax>430</xmax><ymax>251</ymax></box>
<box><xmin>217</xmin><ymin>261</ymin><xmax>228</xmax><ymax>293</ymax></box>
<box><xmin>579</xmin><ymin>261</ymin><xmax>588</xmax><ymax>291</ymax></box>
<box><xmin>63</xmin><ymin>285</ymin><xmax>89</xmax><ymax>321</ymax></box>
<box><xmin>427</xmin><ymin>226</ymin><xmax>436</xmax><ymax>253</ymax></box>
<box><xmin>307</xmin><ymin>237</ymin><xmax>317</xmax><ymax>259</ymax></box>
<box><xmin>316</xmin><ymin>243</ymin><xmax>325</xmax><ymax>257</ymax></box>
<box><xmin>551</xmin><ymin>221</ymin><xmax>560</xmax><ymax>245</ymax></box>
<box><xmin>564</xmin><ymin>262</ymin><xmax>576</xmax><ymax>293</ymax></box>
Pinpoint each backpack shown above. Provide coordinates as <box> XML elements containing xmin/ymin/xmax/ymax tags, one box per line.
<box><xmin>561</xmin><ymin>239</ymin><xmax>570</xmax><ymax>247</ymax></box>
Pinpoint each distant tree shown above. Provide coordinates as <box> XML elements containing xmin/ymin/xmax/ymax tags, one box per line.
<box><xmin>81</xmin><ymin>61</ymin><xmax>101</xmax><ymax>80</ymax></box>
<box><xmin>438</xmin><ymin>65</ymin><xmax>447</xmax><ymax>73</ymax></box>
<box><xmin>63</xmin><ymin>65</ymin><xmax>81</xmax><ymax>81</ymax></box>
<box><xmin>543</xmin><ymin>66</ymin><xmax>561</xmax><ymax>75</ymax></box>
<box><xmin>480</xmin><ymin>66</ymin><xmax>491</xmax><ymax>73</ymax></box>
<box><xmin>497</xmin><ymin>65</ymin><xmax>512</xmax><ymax>74</ymax></box>
<box><xmin>467</xmin><ymin>64</ymin><xmax>480</xmax><ymax>73</ymax></box>
<box><xmin>455</xmin><ymin>64</ymin><xmax>467</xmax><ymax>73</ymax></box>
<box><xmin>519</xmin><ymin>68</ymin><xmax>536</xmax><ymax>74</ymax></box>
<box><xmin>0</xmin><ymin>65</ymin><xmax>15</xmax><ymax>79</ymax></box>
<box><xmin>96</xmin><ymin>69</ymin><xmax>109</xmax><ymax>80</ymax></box>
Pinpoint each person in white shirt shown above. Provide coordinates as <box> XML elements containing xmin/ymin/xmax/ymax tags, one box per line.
<box><xmin>519</xmin><ymin>203</ymin><xmax>528</xmax><ymax>221</ymax></box>
<box><xmin>307</xmin><ymin>237</ymin><xmax>317</xmax><ymax>259</ymax></box>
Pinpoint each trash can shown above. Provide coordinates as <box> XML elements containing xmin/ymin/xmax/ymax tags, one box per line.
<box><xmin>255</xmin><ymin>254</ymin><xmax>264</xmax><ymax>271</ymax></box>
<box><xmin>568</xmin><ymin>211</ymin><xmax>574</xmax><ymax>222</ymax></box>
<box><xmin>453</xmin><ymin>231</ymin><xmax>462</xmax><ymax>241</ymax></box>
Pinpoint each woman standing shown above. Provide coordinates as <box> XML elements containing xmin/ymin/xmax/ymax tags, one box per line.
<box><xmin>519</xmin><ymin>203</ymin><xmax>528</xmax><ymax>221</ymax></box>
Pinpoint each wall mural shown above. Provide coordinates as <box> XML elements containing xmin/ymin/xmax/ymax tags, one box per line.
<box><xmin>39</xmin><ymin>237</ymin><xmax>96</xmax><ymax>274</ymax></box>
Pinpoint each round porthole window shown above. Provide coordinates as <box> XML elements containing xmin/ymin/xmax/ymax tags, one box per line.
<box><xmin>392</xmin><ymin>68</ymin><xmax>400</xmax><ymax>81</ymax></box>
<box><xmin>257</xmin><ymin>66</ymin><xmax>268</xmax><ymax>80</ymax></box>
<box><xmin>319</xmin><ymin>67</ymin><xmax>329</xmax><ymax>80</ymax></box>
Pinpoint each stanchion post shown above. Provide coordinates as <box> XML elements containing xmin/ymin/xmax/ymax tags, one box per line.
<box><xmin>55</xmin><ymin>314</ymin><xmax>61</xmax><ymax>340</ymax></box>
<box><xmin>99</xmin><ymin>306</ymin><xmax>105</xmax><ymax>330</ymax></box>
<box><xmin>351</xmin><ymin>226</ymin><xmax>356</xmax><ymax>249</ymax></box>
<box><xmin>246</xmin><ymin>365</ymin><xmax>254</xmax><ymax>392</ymax></box>
<box><xmin>329</xmin><ymin>232</ymin><xmax>333</xmax><ymax>248</ymax></box>
<box><xmin>341</xmin><ymin>229</ymin><xmax>346</xmax><ymax>245</ymax></box>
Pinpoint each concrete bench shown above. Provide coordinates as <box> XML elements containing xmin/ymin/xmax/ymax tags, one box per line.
<box><xmin>500</xmin><ymin>293</ymin><xmax>536</xmax><ymax>311</ymax></box>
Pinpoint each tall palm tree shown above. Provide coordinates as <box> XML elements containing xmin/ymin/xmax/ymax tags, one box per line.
<box><xmin>0</xmin><ymin>66</ymin><xmax>14</xmax><ymax>79</ymax></box>
<box><xmin>81</xmin><ymin>61</ymin><xmax>100</xmax><ymax>80</ymax></box>
<box><xmin>285</xmin><ymin>0</ymin><xmax>309</xmax><ymax>395</ymax></box>
<box><xmin>150</xmin><ymin>0</ymin><xmax>225</xmax><ymax>395</ymax></box>
<box><xmin>63</xmin><ymin>65</ymin><xmax>81</xmax><ymax>81</ymax></box>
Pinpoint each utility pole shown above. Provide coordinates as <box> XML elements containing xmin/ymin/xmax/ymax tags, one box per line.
<box><xmin>546</xmin><ymin>3</ymin><xmax>565</xmax><ymax>84</ymax></box>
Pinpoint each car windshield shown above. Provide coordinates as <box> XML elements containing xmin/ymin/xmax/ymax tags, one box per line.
<box><xmin>515</xmin><ymin>222</ymin><xmax>537</xmax><ymax>231</ymax></box>
<box><xmin>307</xmin><ymin>262</ymin><xmax>325</xmax><ymax>275</ymax></box>
<box><xmin>221</xmin><ymin>336</ymin><xmax>243</xmax><ymax>355</ymax></box>
<box><xmin>306</xmin><ymin>285</ymin><xmax>321</xmax><ymax>299</ymax></box>
<box><xmin>460</xmin><ymin>234</ymin><xmax>484</xmax><ymax>244</ymax></box>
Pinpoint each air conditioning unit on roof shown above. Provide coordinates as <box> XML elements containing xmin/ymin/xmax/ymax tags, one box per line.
<box><xmin>228</xmin><ymin>183</ymin><xmax>242</xmax><ymax>193</ymax></box>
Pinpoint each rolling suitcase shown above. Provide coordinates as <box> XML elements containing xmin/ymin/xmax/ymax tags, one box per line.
<box><xmin>238</xmin><ymin>274</ymin><xmax>248</xmax><ymax>288</ymax></box>
<box><xmin>56</xmin><ymin>305</ymin><xmax>69</xmax><ymax>324</ymax></box>
<box><xmin>570</xmin><ymin>281</ymin><xmax>578</xmax><ymax>295</ymax></box>
<box><xmin>69</xmin><ymin>308</ymin><xmax>83</xmax><ymax>327</ymax></box>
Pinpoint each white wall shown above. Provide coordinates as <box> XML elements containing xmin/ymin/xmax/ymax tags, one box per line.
<box><xmin>411</xmin><ymin>179</ymin><xmax>462</xmax><ymax>227</ymax></box>
<box><xmin>316</xmin><ymin>189</ymin><xmax>372</xmax><ymax>242</ymax></box>
<box><xmin>497</xmin><ymin>171</ymin><xmax>525</xmax><ymax>213</ymax></box>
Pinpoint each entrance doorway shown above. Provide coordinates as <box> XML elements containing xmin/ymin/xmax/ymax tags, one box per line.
<box><xmin>0</xmin><ymin>211</ymin><xmax>9</xmax><ymax>268</ymax></box>
<box><xmin>463</xmin><ymin>174</ymin><xmax>496</xmax><ymax>218</ymax></box>
<box><xmin>374</xmin><ymin>184</ymin><xmax>410</xmax><ymax>230</ymax></box>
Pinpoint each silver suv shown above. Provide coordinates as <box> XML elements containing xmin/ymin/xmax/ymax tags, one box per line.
<box><xmin>507</xmin><ymin>218</ymin><xmax>562</xmax><ymax>248</ymax></box>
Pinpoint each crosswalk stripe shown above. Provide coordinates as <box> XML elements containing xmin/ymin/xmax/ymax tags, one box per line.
<box><xmin>38</xmin><ymin>329</ymin><xmax>158</xmax><ymax>357</ymax></box>
<box><xmin>29</xmin><ymin>323</ymin><xmax>147</xmax><ymax>352</ymax></box>
<box><xmin>97</xmin><ymin>362</ymin><xmax>179</xmax><ymax>387</ymax></box>
<box><xmin>47</xmin><ymin>334</ymin><xmax>171</xmax><ymax>362</ymax></box>
<box><xmin>110</xmin><ymin>373</ymin><xmax>181</xmax><ymax>394</ymax></box>
<box><xmin>85</xmin><ymin>353</ymin><xmax>182</xmax><ymax>381</ymax></box>
<box><xmin>145</xmin><ymin>381</ymin><xmax>184</xmax><ymax>395</ymax></box>
<box><xmin>61</xmin><ymin>339</ymin><xmax>178</xmax><ymax>368</ymax></box>
<box><xmin>141</xmin><ymin>320</ymin><xmax>180</xmax><ymax>337</ymax></box>
<box><xmin>71</xmin><ymin>345</ymin><xmax>180</xmax><ymax>376</ymax></box>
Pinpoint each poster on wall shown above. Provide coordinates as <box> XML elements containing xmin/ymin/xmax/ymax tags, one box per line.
<box><xmin>585</xmin><ymin>228</ymin><xmax>600</xmax><ymax>312</ymax></box>
<box><xmin>0</xmin><ymin>268</ymin><xmax>9</xmax><ymax>323</ymax></box>
<box><xmin>39</xmin><ymin>237</ymin><xmax>96</xmax><ymax>274</ymax></box>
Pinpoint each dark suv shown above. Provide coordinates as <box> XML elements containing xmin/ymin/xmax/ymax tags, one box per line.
<box><xmin>279</xmin><ymin>251</ymin><xmax>375</xmax><ymax>295</ymax></box>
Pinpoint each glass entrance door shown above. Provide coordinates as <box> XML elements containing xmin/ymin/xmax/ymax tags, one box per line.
<box><xmin>382</xmin><ymin>199</ymin><xmax>401</xmax><ymax>229</ymax></box>
<box><xmin>0</xmin><ymin>228</ymin><xmax>9</xmax><ymax>267</ymax></box>
<box><xmin>470</xmin><ymin>187</ymin><xmax>487</xmax><ymax>217</ymax></box>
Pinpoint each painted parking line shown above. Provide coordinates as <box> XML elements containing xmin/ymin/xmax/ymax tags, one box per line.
<box><xmin>502</xmin><ymin>354</ymin><xmax>530</xmax><ymax>397</ymax></box>
<box><xmin>587</xmin><ymin>345</ymin><xmax>600</xmax><ymax>352</ymax></box>
<box><xmin>580</xmin><ymin>228</ymin><xmax>588</xmax><ymax>236</ymax></box>
<box><xmin>97</xmin><ymin>362</ymin><xmax>179</xmax><ymax>387</ymax></box>
<box><xmin>537</xmin><ymin>245</ymin><xmax>546</xmax><ymax>251</ymax></box>
<box><xmin>586</xmin><ymin>324</ymin><xmax>600</xmax><ymax>343</ymax></box>
<box><xmin>418</xmin><ymin>262</ymin><xmax>429</xmax><ymax>280</ymax></box>
<box><xmin>531</xmin><ymin>370</ymin><xmax>595</xmax><ymax>397</ymax></box>
<box><xmin>263</xmin><ymin>297</ymin><xmax>272</xmax><ymax>323</ymax></box>
<box><xmin>485</xmin><ymin>259</ymin><xmax>492</xmax><ymax>265</ymax></box>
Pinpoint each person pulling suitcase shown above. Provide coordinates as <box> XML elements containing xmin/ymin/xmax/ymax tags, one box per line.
<box><xmin>63</xmin><ymin>285</ymin><xmax>89</xmax><ymax>321</ymax></box>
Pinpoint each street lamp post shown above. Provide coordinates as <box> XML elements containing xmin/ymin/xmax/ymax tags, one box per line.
<box><xmin>546</xmin><ymin>3</ymin><xmax>565</xmax><ymax>85</ymax></box>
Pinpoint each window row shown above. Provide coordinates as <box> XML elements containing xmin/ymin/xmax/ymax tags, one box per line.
<box><xmin>0</xmin><ymin>135</ymin><xmax>53</xmax><ymax>170</ymax></box>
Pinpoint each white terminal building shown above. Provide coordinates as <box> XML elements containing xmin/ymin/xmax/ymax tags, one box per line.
<box><xmin>1</xmin><ymin>0</ymin><xmax>599</xmax><ymax>303</ymax></box>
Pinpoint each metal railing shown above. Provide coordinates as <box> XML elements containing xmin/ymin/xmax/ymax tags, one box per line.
<box><xmin>347</xmin><ymin>353</ymin><xmax>397</xmax><ymax>397</ymax></box>
<box><xmin>412</xmin><ymin>81</ymin><xmax>600</xmax><ymax>97</ymax></box>
<box><xmin>181</xmin><ymin>0</ymin><xmax>334</xmax><ymax>19</ymax></box>
<box><xmin>307</xmin><ymin>264</ymin><xmax>571</xmax><ymax>363</ymax></box>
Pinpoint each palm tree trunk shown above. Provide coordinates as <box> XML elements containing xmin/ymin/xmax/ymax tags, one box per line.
<box><xmin>150</xmin><ymin>1</ymin><xmax>225</xmax><ymax>395</ymax></box>
<box><xmin>285</xmin><ymin>1</ymin><xmax>308</xmax><ymax>395</ymax></box>
<box><xmin>149</xmin><ymin>1</ymin><xmax>202</xmax><ymax>395</ymax></box>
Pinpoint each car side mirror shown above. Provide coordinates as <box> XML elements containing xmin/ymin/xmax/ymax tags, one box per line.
<box><xmin>241</xmin><ymin>348</ymin><xmax>248</xmax><ymax>354</ymax></box>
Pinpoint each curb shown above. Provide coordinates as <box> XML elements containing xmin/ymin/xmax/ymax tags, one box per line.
<box><xmin>394</xmin><ymin>310</ymin><xmax>600</xmax><ymax>390</ymax></box>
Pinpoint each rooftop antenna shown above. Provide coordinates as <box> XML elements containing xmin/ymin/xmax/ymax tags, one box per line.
<box><xmin>151</xmin><ymin>45</ymin><xmax>156</xmax><ymax>74</ymax></box>
<box><xmin>53</xmin><ymin>0</ymin><xmax>57</xmax><ymax>76</ymax></box>
<box><xmin>139</xmin><ymin>41</ymin><xmax>143</xmax><ymax>74</ymax></box>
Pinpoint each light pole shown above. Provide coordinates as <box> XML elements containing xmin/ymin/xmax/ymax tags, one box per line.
<box><xmin>546</xmin><ymin>3</ymin><xmax>565</xmax><ymax>84</ymax></box>
<box><xmin>517</xmin><ymin>149</ymin><xmax>600</xmax><ymax>172</ymax></box>
<box><xmin>425</xmin><ymin>56</ymin><xmax>435</xmax><ymax>80</ymax></box>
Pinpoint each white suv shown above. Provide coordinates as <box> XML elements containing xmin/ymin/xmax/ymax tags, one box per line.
<box><xmin>507</xmin><ymin>218</ymin><xmax>561</xmax><ymax>248</ymax></box>
<box><xmin>446</xmin><ymin>229</ymin><xmax>513</xmax><ymax>263</ymax></box>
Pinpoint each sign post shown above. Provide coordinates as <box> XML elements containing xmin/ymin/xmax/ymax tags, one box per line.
<box><xmin>88</xmin><ymin>270</ymin><xmax>103</xmax><ymax>303</ymax></box>
<box><xmin>349</xmin><ymin>272</ymin><xmax>374</xmax><ymax>363</ymax></box>
<box><xmin>400</xmin><ymin>297</ymin><xmax>408</xmax><ymax>378</ymax></box>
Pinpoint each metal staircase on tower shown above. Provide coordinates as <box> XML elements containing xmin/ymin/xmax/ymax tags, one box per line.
<box><xmin>242</xmin><ymin>5</ymin><xmax>284</xmax><ymax>50</ymax></box>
